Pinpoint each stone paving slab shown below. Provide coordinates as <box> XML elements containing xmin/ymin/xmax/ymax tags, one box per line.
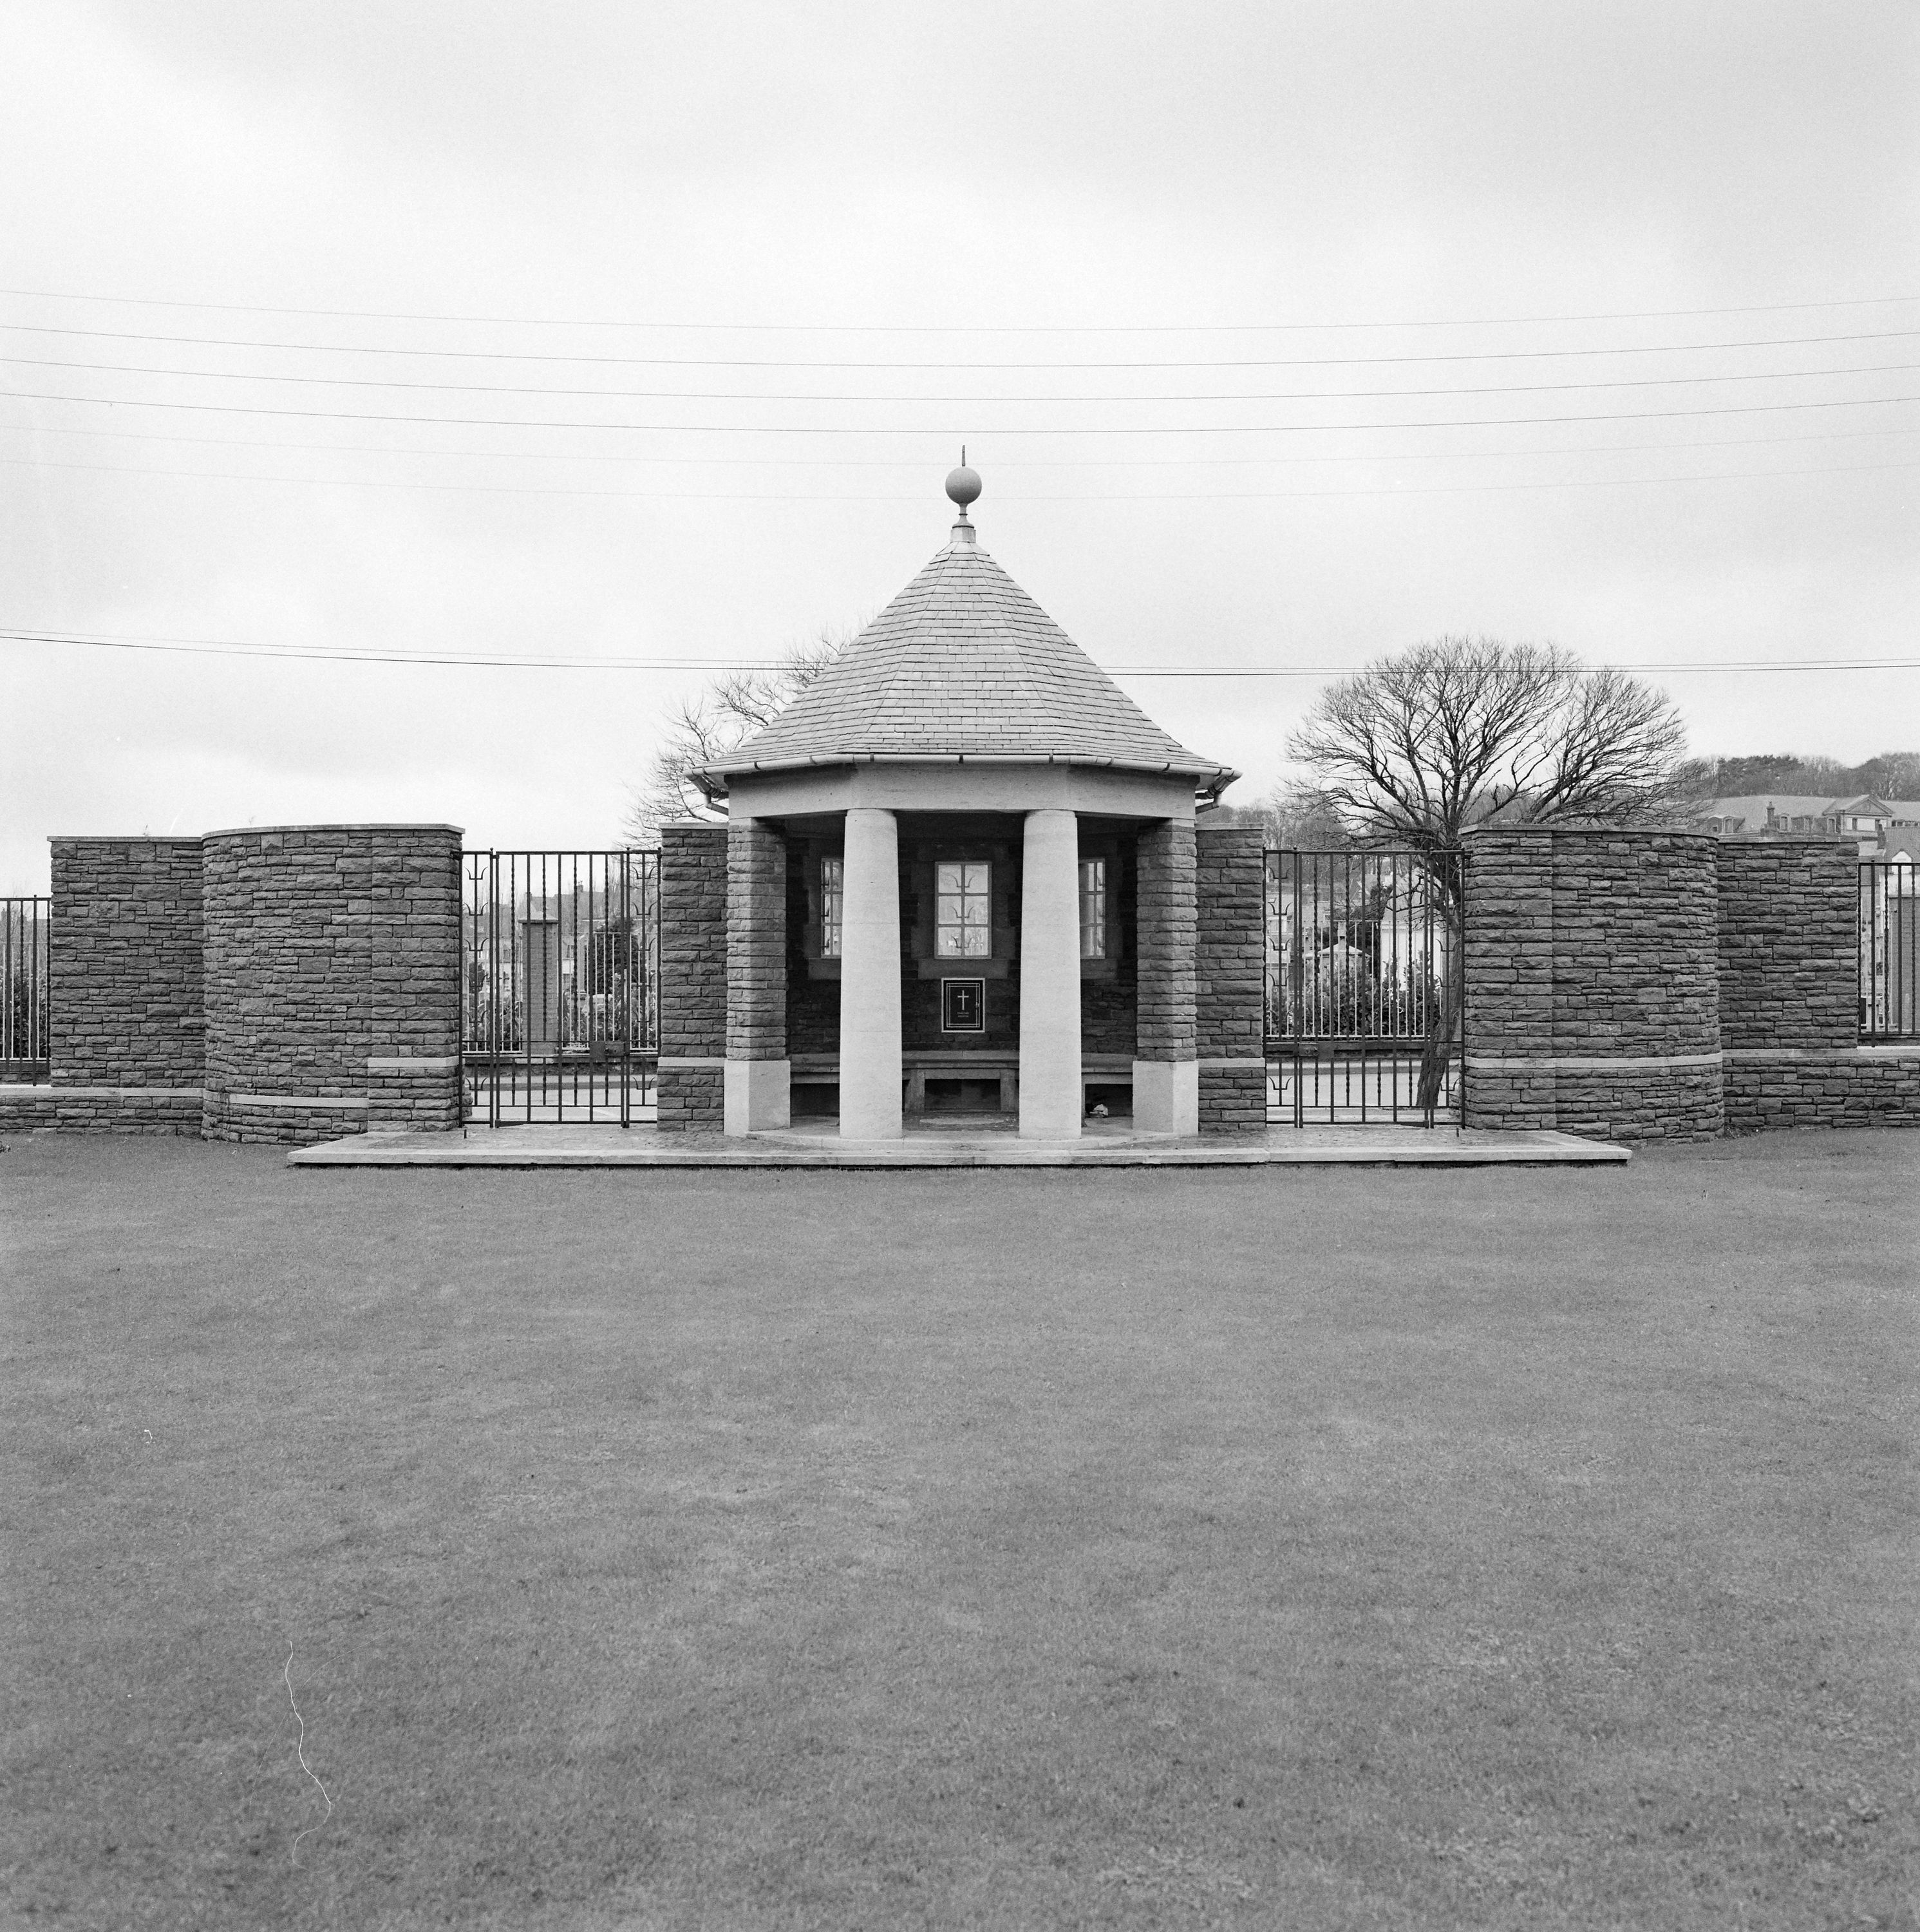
<box><xmin>288</xmin><ymin>1122</ymin><xmax>1629</xmax><ymax>1168</ymax></box>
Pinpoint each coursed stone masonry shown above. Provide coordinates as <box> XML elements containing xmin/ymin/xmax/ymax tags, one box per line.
<box><xmin>726</xmin><ymin>819</ymin><xmax>787</xmax><ymax>1060</ymax></box>
<box><xmin>202</xmin><ymin>826</ymin><xmax>462</xmax><ymax>1144</ymax></box>
<box><xmin>657</xmin><ymin>821</ymin><xmax>727</xmax><ymax>1130</ymax></box>
<box><xmin>1195</xmin><ymin>820</ymin><xmax>1266</xmax><ymax>1133</ymax></box>
<box><xmin>1718</xmin><ymin>838</ymin><xmax>1920</xmax><ymax>1131</ymax></box>
<box><xmin>28</xmin><ymin>837</ymin><xmax>207</xmax><ymax>1134</ymax></box>
<box><xmin>1464</xmin><ymin>829</ymin><xmax>1723</xmax><ymax>1141</ymax></box>
<box><xmin>1136</xmin><ymin>819</ymin><xmax>1198</xmax><ymax>1061</ymax></box>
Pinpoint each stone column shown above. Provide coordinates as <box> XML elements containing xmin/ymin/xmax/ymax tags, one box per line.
<box><xmin>1133</xmin><ymin>818</ymin><xmax>1199</xmax><ymax>1133</ymax></box>
<box><xmin>724</xmin><ymin>817</ymin><xmax>790</xmax><ymax>1134</ymax></box>
<box><xmin>1019</xmin><ymin>808</ymin><xmax>1082</xmax><ymax>1139</ymax></box>
<box><xmin>840</xmin><ymin>807</ymin><xmax>902</xmax><ymax>1138</ymax></box>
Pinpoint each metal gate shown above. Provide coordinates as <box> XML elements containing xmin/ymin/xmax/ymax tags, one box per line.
<box><xmin>1265</xmin><ymin>848</ymin><xmax>1464</xmax><ymax>1126</ymax></box>
<box><xmin>461</xmin><ymin>850</ymin><xmax>658</xmax><ymax>1126</ymax></box>
<box><xmin>1859</xmin><ymin>858</ymin><xmax>1919</xmax><ymax>1041</ymax></box>
<box><xmin>3</xmin><ymin>895</ymin><xmax>50</xmax><ymax>1076</ymax></box>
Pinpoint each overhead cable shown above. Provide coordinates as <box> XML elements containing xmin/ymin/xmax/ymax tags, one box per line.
<box><xmin>5</xmin><ymin>385</ymin><xmax>1915</xmax><ymax>435</ymax></box>
<box><xmin>2</xmin><ymin>319</ymin><xmax>1915</xmax><ymax>370</ymax></box>
<box><xmin>4</xmin><ymin>624</ymin><xmax>1915</xmax><ymax>679</ymax></box>
<box><xmin>1</xmin><ymin>416</ymin><xmax>1911</xmax><ymax>467</ymax></box>
<box><xmin>5</xmin><ymin>452</ymin><xmax>1912</xmax><ymax>502</ymax></box>
<box><xmin>1</xmin><ymin>287</ymin><xmax>1914</xmax><ymax>333</ymax></box>
<box><xmin>4</xmin><ymin>351</ymin><xmax>1912</xmax><ymax>406</ymax></box>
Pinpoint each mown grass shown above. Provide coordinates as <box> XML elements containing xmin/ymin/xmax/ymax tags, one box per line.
<box><xmin>2</xmin><ymin>1130</ymin><xmax>1915</xmax><ymax>1930</ymax></box>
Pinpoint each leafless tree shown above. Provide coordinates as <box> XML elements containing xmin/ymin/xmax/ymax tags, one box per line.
<box><xmin>1286</xmin><ymin>637</ymin><xmax>1693</xmax><ymax>861</ymax></box>
<box><xmin>1285</xmin><ymin>638</ymin><xmax>1692</xmax><ymax>1110</ymax></box>
<box><xmin>624</xmin><ymin>627</ymin><xmax>850</xmax><ymax>844</ymax></box>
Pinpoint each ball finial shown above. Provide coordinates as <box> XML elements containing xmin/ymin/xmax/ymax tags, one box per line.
<box><xmin>945</xmin><ymin>448</ymin><xmax>982</xmax><ymax>514</ymax></box>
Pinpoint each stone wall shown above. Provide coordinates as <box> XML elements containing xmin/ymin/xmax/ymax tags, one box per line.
<box><xmin>1718</xmin><ymin>841</ymin><xmax>1857</xmax><ymax>1052</ymax></box>
<box><xmin>0</xmin><ymin>838</ymin><xmax>209</xmax><ymax>1134</ymax></box>
<box><xmin>1464</xmin><ymin>829</ymin><xmax>1723</xmax><ymax>1141</ymax></box>
<box><xmin>1194</xmin><ymin>820</ymin><xmax>1266</xmax><ymax>1133</ymax></box>
<box><xmin>47</xmin><ymin>837</ymin><xmax>204</xmax><ymax>1130</ymax></box>
<box><xmin>899</xmin><ymin>831</ymin><xmax>1021</xmax><ymax>1056</ymax></box>
<box><xmin>657</xmin><ymin>821</ymin><xmax>727</xmax><ymax>1130</ymax></box>
<box><xmin>202</xmin><ymin>826</ymin><xmax>462</xmax><ymax>1144</ymax></box>
<box><xmin>1718</xmin><ymin>839</ymin><xmax>1920</xmax><ymax>1131</ymax></box>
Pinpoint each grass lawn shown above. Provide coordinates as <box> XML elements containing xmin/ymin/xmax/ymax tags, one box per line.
<box><xmin>3</xmin><ymin>1130</ymin><xmax>1916</xmax><ymax>1931</ymax></box>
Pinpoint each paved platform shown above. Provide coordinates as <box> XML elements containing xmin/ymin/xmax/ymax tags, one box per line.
<box><xmin>288</xmin><ymin>1120</ymin><xmax>1628</xmax><ymax>1168</ymax></box>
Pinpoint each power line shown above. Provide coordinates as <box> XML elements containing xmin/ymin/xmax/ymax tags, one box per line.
<box><xmin>3</xmin><ymin>415</ymin><xmax>1913</xmax><ymax>468</ymax></box>
<box><xmin>6</xmin><ymin>451</ymin><xmax>1912</xmax><ymax>503</ymax></box>
<box><xmin>2</xmin><ymin>286</ymin><xmax>1914</xmax><ymax>333</ymax></box>
<box><xmin>6</xmin><ymin>385</ymin><xmax>1915</xmax><ymax>435</ymax></box>
<box><xmin>3</xmin><ymin>317</ymin><xmax>1914</xmax><ymax>370</ymax></box>
<box><xmin>5</xmin><ymin>352</ymin><xmax>1912</xmax><ymax>406</ymax></box>
<box><xmin>5</xmin><ymin>624</ymin><xmax>1915</xmax><ymax>679</ymax></box>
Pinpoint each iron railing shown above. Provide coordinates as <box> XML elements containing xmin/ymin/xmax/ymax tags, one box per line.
<box><xmin>1859</xmin><ymin>858</ymin><xmax>1919</xmax><ymax>1041</ymax></box>
<box><xmin>462</xmin><ymin>851</ymin><xmax>659</xmax><ymax>1126</ymax></box>
<box><xmin>1265</xmin><ymin>849</ymin><xmax>1464</xmax><ymax>1126</ymax></box>
<box><xmin>3</xmin><ymin>896</ymin><xmax>50</xmax><ymax>1073</ymax></box>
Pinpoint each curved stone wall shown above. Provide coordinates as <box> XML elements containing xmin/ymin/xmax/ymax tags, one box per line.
<box><xmin>201</xmin><ymin>824</ymin><xmax>462</xmax><ymax>1144</ymax></box>
<box><xmin>1465</xmin><ymin>829</ymin><xmax>1724</xmax><ymax>1142</ymax></box>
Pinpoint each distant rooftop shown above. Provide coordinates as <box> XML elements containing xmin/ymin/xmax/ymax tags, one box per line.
<box><xmin>1704</xmin><ymin>793</ymin><xmax>1920</xmax><ymax>827</ymax></box>
<box><xmin>699</xmin><ymin>471</ymin><xmax>1236</xmax><ymax>800</ymax></box>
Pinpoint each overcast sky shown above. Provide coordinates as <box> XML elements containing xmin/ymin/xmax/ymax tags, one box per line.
<box><xmin>3</xmin><ymin>0</ymin><xmax>1915</xmax><ymax>891</ymax></box>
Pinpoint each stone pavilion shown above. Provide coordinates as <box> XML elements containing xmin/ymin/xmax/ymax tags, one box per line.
<box><xmin>662</xmin><ymin>464</ymin><xmax>1249</xmax><ymax>1140</ymax></box>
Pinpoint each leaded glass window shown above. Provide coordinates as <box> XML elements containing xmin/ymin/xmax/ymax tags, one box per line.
<box><xmin>1079</xmin><ymin>858</ymin><xmax>1107</xmax><ymax>958</ymax></box>
<box><xmin>935</xmin><ymin>860</ymin><xmax>991</xmax><ymax>958</ymax></box>
<box><xmin>820</xmin><ymin>855</ymin><xmax>843</xmax><ymax>958</ymax></box>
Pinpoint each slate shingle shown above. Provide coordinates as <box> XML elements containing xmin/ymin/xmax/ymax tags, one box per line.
<box><xmin>704</xmin><ymin>530</ymin><xmax>1234</xmax><ymax>785</ymax></box>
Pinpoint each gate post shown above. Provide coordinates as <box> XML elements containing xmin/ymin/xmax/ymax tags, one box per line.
<box><xmin>657</xmin><ymin>822</ymin><xmax>728</xmax><ymax>1131</ymax></box>
<box><xmin>1195</xmin><ymin>820</ymin><xmax>1266</xmax><ymax>1133</ymax></box>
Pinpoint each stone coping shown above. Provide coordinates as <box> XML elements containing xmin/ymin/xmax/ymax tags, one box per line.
<box><xmin>48</xmin><ymin>824</ymin><xmax>466</xmax><ymax>843</ymax></box>
<box><xmin>288</xmin><ymin>1123</ymin><xmax>1628</xmax><ymax>1170</ymax></box>
<box><xmin>202</xmin><ymin>822</ymin><xmax>465</xmax><ymax>838</ymax></box>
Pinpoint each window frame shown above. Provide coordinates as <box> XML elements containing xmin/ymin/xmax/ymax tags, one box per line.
<box><xmin>819</xmin><ymin>854</ymin><xmax>843</xmax><ymax>960</ymax></box>
<box><xmin>1078</xmin><ymin>857</ymin><xmax>1108</xmax><ymax>960</ymax></box>
<box><xmin>934</xmin><ymin>858</ymin><xmax>993</xmax><ymax>960</ymax></box>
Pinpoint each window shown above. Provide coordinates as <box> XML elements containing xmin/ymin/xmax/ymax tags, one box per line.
<box><xmin>935</xmin><ymin>860</ymin><xmax>991</xmax><ymax>957</ymax></box>
<box><xmin>820</xmin><ymin>855</ymin><xmax>843</xmax><ymax>958</ymax></box>
<box><xmin>1079</xmin><ymin>858</ymin><xmax>1107</xmax><ymax>958</ymax></box>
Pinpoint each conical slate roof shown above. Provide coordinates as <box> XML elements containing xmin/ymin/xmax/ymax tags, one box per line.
<box><xmin>703</xmin><ymin>520</ymin><xmax>1236</xmax><ymax>793</ymax></box>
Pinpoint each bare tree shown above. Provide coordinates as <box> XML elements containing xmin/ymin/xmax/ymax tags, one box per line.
<box><xmin>1285</xmin><ymin>638</ymin><xmax>1691</xmax><ymax>1111</ymax></box>
<box><xmin>1255</xmin><ymin>781</ymin><xmax>1360</xmax><ymax>850</ymax></box>
<box><xmin>624</xmin><ymin>627</ymin><xmax>850</xmax><ymax>844</ymax></box>
<box><xmin>1286</xmin><ymin>637</ymin><xmax>1691</xmax><ymax>860</ymax></box>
